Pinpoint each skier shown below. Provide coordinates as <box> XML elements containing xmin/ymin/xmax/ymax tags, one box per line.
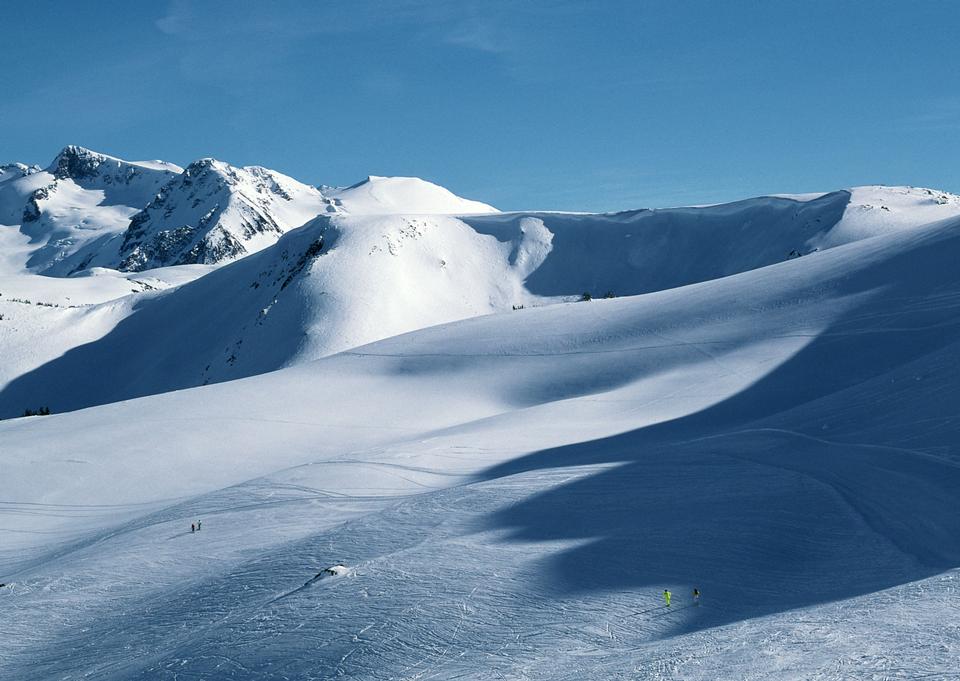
<box><xmin>197</xmin><ymin>520</ymin><xmax>202</xmax><ymax>531</ymax></box>
<box><xmin>191</xmin><ymin>523</ymin><xmax>195</xmax><ymax>533</ymax></box>
<box><xmin>664</xmin><ymin>589</ymin><xmax>672</xmax><ymax>607</ymax></box>
<box><xmin>693</xmin><ymin>588</ymin><xmax>700</xmax><ymax>605</ymax></box>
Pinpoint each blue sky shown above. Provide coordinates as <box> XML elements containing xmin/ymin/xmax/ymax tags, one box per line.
<box><xmin>2</xmin><ymin>1</ymin><xmax>959</xmax><ymax>211</ymax></box>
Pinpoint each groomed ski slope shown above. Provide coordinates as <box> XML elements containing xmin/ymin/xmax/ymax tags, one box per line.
<box><xmin>2</xmin><ymin>212</ymin><xmax>960</xmax><ymax>679</ymax></box>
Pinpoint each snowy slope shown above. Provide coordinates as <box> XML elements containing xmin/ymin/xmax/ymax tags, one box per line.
<box><xmin>5</xmin><ymin>185</ymin><xmax>960</xmax><ymax>418</ymax></box>
<box><xmin>0</xmin><ymin>212</ymin><xmax>539</xmax><ymax>414</ymax></box>
<box><xmin>0</xmin><ymin>264</ymin><xmax>215</xmax><ymax>405</ymax></box>
<box><xmin>2</xmin><ymin>212</ymin><xmax>960</xmax><ymax>679</ymax></box>
<box><xmin>812</xmin><ymin>184</ymin><xmax>960</xmax><ymax>248</ymax></box>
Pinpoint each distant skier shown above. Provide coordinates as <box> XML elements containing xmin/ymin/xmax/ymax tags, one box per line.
<box><xmin>693</xmin><ymin>588</ymin><xmax>700</xmax><ymax>605</ymax></box>
<box><xmin>197</xmin><ymin>520</ymin><xmax>202</xmax><ymax>531</ymax></box>
<box><xmin>664</xmin><ymin>589</ymin><xmax>672</xmax><ymax>607</ymax></box>
<box><xmin>191</xmin><ymin>523</ymin><xmax>195</xmax><ymax>533</ymax></box>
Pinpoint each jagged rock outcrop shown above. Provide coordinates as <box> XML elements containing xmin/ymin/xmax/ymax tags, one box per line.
<box><xmin>117</xmin><ymin>159</ymin><xmax>328</xmax><ymax>271</ymax></box>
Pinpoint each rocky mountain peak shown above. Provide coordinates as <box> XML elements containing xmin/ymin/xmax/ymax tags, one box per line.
<box><xmin>48</xmin><ymin>145</ymin><xmax>109</xmax><ymax>180</ymax></box>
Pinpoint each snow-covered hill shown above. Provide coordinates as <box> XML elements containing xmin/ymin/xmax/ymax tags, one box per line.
<box><xmin>325</xmin><ymin>175</ymin><xmax>499</xmax><ymax>215</ymax></box>
<box><xmin>2</xmin><ymin>207</ymin><xmax>960</xmax><ymax>679</ymax></box>
<box><xmin>4</xmin><ymin>184</ymin><xmax>960</xmax><ymax>418</ymax></box>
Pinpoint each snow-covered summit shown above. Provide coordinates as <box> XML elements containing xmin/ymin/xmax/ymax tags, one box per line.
<box><xmin>326</xmin><ymin>175</ymin><xmax>498</xmax><ymax>215</ymax></box>
<box><xmin>115</xmin><ymin>158</ymin><xmax>329</xmax><ymax>271</ymax></box>
<box><xmin>43</xmin><ymin>145</ymin><xmax>183</xmax><ymax>186</ymax></box>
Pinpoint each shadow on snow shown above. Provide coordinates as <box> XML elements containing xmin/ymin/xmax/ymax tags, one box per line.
<box><xmin>476</xmin><ymin>222</ymin><xmax>960</xmax><ymax>636</ymax></box>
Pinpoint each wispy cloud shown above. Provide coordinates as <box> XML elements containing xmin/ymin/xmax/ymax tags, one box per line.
<box><xmin>443</xmin><ymin>17</ymin><xmax>514</xmax><ymax>55</ymax></box>
<box><xmin>906</xmin><ymin>97</ymin><xmax>960</xmax><ymax>131</ymax></box>
<box><xmin>152</xmin><ymin>0</ymin><xmax>595</xmax><ymax>88</ymax></box>
<box><xmin>154</xmin><ymin>0</ymin><xmax>191</xmax><ymax>37</ymax></box>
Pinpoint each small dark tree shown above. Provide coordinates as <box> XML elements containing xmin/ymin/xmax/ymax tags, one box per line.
<box><xmin>603</xmin><ymin>291</ymin><xmax>615</xmax><ymax>299</ymax></box>
<box><xmin>581</xmin><ymin>291</ymin><xmax>592</xmax><ymax>302</ymax></box>
<box><xmin>22</xmin><ymin>406</ymin><xmax>51</xmax><ymax>417</ymax></box>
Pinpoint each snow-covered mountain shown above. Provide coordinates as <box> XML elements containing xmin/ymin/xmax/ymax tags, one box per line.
<box><xmin>6</xmin><ymin>147</ymin><xmax>960</xmax><ymax>681</ymax></box>
<box><xmin>113</xmin><ymin>159</ymin><xmax>331</xmax><ymax>271</ymax></box>
<box><xmin>108</xmin><ymin>170</ymin><xmax>498</xmax><ymax>271</ymax></box>
<box><xmin>2</xmin><ymin>199</ymin><xmax>960</xmax><ymax>679</ymax></box>
<box><xmin>3</xmin><ymin>184</ymin><xmax>960</xmax><ymax>418</ymax></box>
<box><xmin>0</xmin><ymin>147</ymin><xmax>499</xmax><ymax>277</ymax></box>
<box><xmin>0</xmin><ymin>146</ymin><xmax>181</xmax><ymax>273</ymax></box>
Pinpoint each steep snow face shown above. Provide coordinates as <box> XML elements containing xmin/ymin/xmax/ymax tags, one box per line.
<box><xmin>326</xmin><ymin>175</ymin><xmax>498</xmax><ymax>215</ymax></box>
<box><xmin>465</xmin><ymin>187</ymin><xmax>960</xmax><ymax>297</ymax></box>
<box><xmin>0</xmin><ymin>146</ymin><xmax>181</xmax><ymax>274</ymax></box>
<box><xmin>465</xmin><ymin>192</ymin><xmax>853</xmax><ymax>297</ymax></box>
<box><xmin>114</xmin><ymin>159</ymin><xmax>329</xmax><ymax>271</ymax></box>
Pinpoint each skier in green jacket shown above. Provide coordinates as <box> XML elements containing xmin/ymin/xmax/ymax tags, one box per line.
<box><xmin>664</xmin><ymin>589</ymin><xmax>672</xmax><ymax>607</ymax></box>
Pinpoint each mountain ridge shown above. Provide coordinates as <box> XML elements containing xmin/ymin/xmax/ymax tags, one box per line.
<box><xmin>0</xmin><ymin>146</ymin><xmax>500</xmax><ymax>274</ymax></box>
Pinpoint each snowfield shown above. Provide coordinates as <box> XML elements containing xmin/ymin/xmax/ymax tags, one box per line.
<box><xmin>1</xmin><ymin>148</ymin><xmax>959</xmax><ymax>680</ymax></box>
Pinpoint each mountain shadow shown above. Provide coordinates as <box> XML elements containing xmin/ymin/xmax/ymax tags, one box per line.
<box><xmin>476</xmin><ymin>221</ymin><xmax>960</xmax><ymax>636</ymax></box>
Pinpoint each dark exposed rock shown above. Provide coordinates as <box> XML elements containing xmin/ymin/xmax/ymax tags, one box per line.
<box><xmin>116</xmin><ymin>159</ymin><xmax>312</xmax><ymax>271</ymax></box>
<box><xmin>22</xmin><ymin>184</ymin><xmax>55</xmax><ymax>223</ymax></box>
<box><xmin>280</xmin><ymin>238</ymin><xmax>325</xmax><ymax>290</ymax></box>
<box><xmin>49</xmin><ymin>146</ymin><xmax>107</xmax><ymax>180</ymax></box>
